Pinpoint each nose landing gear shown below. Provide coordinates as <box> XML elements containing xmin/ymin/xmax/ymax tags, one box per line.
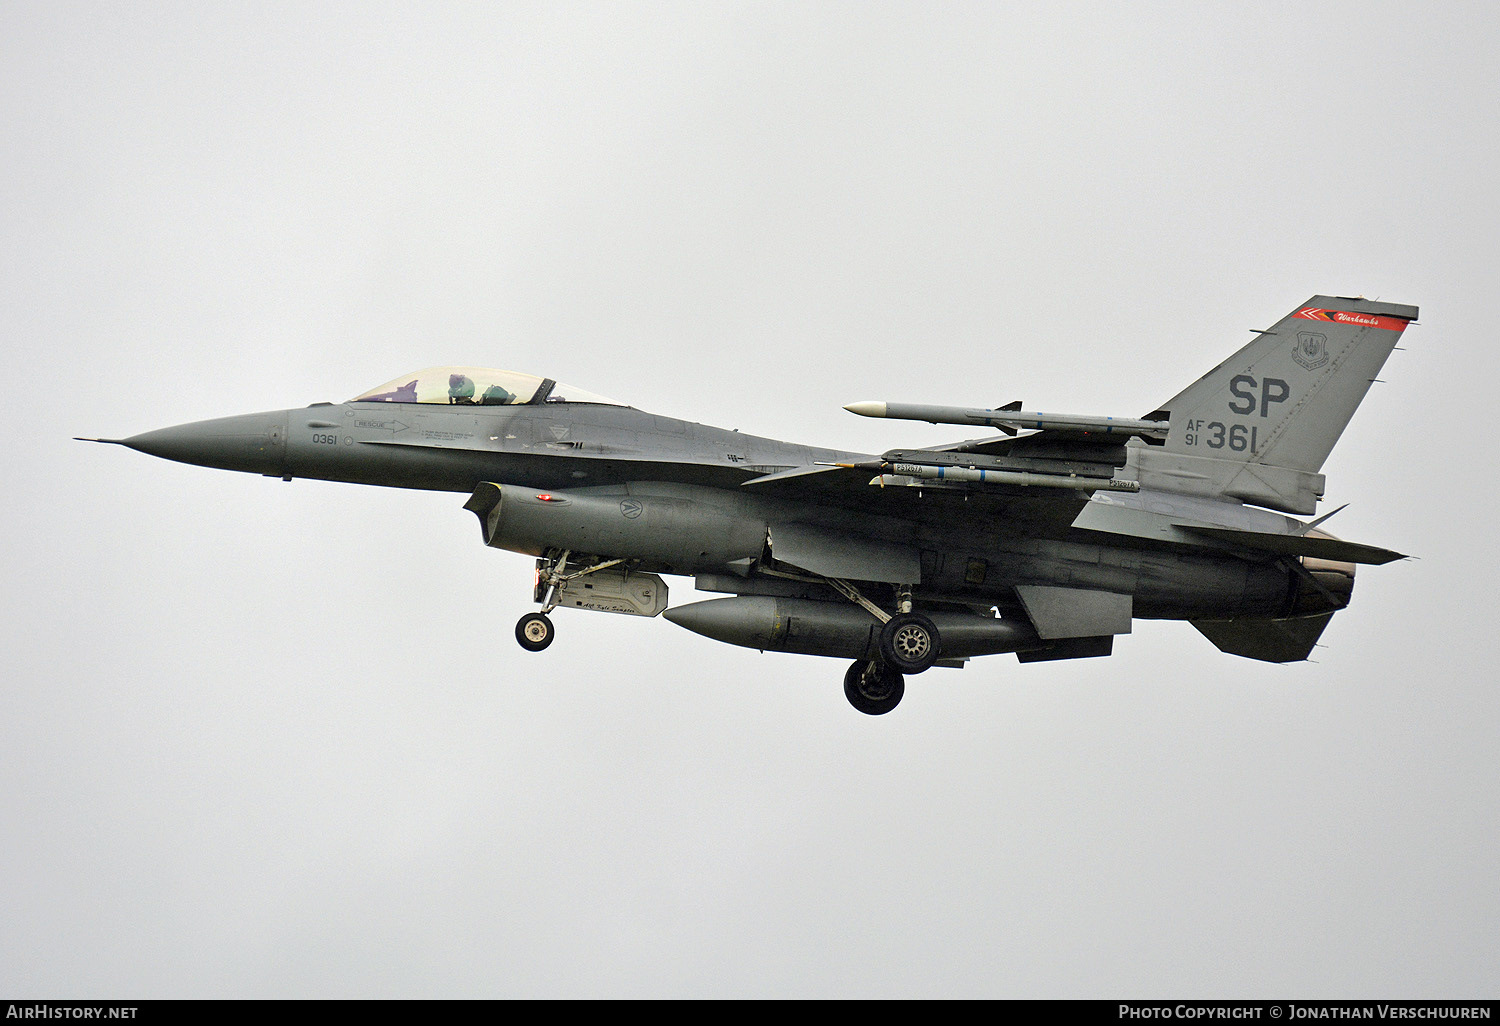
<box><xmin>514</xmin><ymin>548</ymin><xmax>640</xmax><ymax>652</ymax></box>
<box><xmin>515</xmin><ymin>548</ymin><xmax>572</xmax><ymax>653</ymax></box>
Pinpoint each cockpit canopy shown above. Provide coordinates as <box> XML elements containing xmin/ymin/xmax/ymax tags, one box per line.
<box><xmin>352</xmin><ymin>367</ymin><xmax>625</xmax><ymax>408</ymax></box>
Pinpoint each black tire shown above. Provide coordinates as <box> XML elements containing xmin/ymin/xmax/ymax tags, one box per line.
<box><xmin>515</xmin><ymin>612</ymin><xmax>555</xmax><ymax>652</ymax></box>
<box><xmin>879</xmin><ymin>612</ymin><xmax>940</xmax><ymax>674</ymax></box>
<box><xmin>844</xmin><ymin>660</ymin><xmax>905</xmax><ymax>715</ymax></box>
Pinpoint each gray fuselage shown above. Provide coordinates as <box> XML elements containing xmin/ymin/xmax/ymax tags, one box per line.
<box><xmin>120</xmin><ymin>398</ymin><xmax>1306</xmax><ymax>624</ymax></box>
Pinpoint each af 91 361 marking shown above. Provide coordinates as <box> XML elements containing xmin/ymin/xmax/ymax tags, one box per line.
<box><xmin>1181</xmin><ymin>420</ymin><xmax>1258</xmax><ymax>452</ymax></box>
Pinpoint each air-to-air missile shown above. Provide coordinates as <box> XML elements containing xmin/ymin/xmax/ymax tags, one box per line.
<box><xmin>828</xmin><ymin>460</ymin><xmax>1141</xmax><ymax>492</ymax></box>
<box><xmin>843</xmin><ymin>400</ymin><xmax>1170</xmax><ymax>439</ymax></box>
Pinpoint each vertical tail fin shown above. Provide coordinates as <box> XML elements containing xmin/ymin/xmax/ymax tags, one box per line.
<box><xmin>1157</xmin><ymin>296</ymin><xmax>1417</xmax><ymax>474</ymax></box>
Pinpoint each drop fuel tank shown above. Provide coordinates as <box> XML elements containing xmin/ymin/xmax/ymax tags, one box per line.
<box><xmin>664</xmin><ymin>596</ymin><xmax>1045</xmax><ymax>661</ymax></box>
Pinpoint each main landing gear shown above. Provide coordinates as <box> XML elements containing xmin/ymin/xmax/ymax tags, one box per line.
<box><xmin>847</xmin><ymin>601</ymin><xmax>941</xmax><ymax>716</ymax></box>
<box><xmin>878</xmin><ymin>612</ymin><xmax>939</xmax><ymax>674</ymax></box>
<box><xmin>842</xmin><ymin>611</ymin><xmax>937</xmax><ymax>714</ymax></box>
<box><xmin>844</xmin><ymin>660</ymin><xmax>905</xmax><ymax>715</ymax></box>
<box><xmin>782</xmin><ymin>574</ymin><xmax>942</xmax><ymax>715</ymax></box>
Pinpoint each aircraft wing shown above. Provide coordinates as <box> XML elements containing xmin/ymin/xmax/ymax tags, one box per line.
<box><xmin>736</xmin><ymin>455</ymin><xmax>1101</xmax><ymax>540</ymax></box>
<box><xmin>738</xmin><ymin>463</ymin><xmax>859</xmax><ymax>491</ymax></box>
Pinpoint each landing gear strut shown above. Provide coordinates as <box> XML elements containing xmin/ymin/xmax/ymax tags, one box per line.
<box><xmin>844</xmin><ymin>660</ymin><xmax>905</xmax><ymax>715</ymax></box>
<box><xmin>783</xmin><ymin>574</ymin><xmax>943</xmax><ymax>676</ymax></box>
<box><xmin>760</xmin><ymin>568</ymin><xmax>940</xmax><ymax>710</ymax></box>
<box><xmin>514</xmin><ymin>548</ymin><xmax>571</xmax><ymax>652</ymax></box>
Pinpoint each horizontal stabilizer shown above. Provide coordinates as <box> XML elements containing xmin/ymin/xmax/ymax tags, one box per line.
<box><xmin>1192</xmin><ymin>613</ymin><xmax>1335</xmax><ymax>663</ymax></box>
<box><xmin>1176</xmin><ymin>525</ymin><xmax>1405</xmax><ymax>565</ymax></box>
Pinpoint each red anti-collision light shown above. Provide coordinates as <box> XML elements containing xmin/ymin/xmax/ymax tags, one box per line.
<box><xmin>536</xmin><ymin>493</ymin><xmax>556</xmax><ymax>501</ymax></box>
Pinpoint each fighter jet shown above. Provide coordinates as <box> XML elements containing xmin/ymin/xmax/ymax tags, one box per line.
<box><xmin>83</xmin><ymin>296</ymin><xmax>1414</xmax><ymax>714</ymax></box>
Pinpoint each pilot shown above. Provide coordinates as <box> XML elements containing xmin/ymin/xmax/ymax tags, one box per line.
<box><xmin>480</xmin><ymin>383</ymin><xmax>516</xmax><ymax>405</ymax></box>
<box><xmin>448</xmin><ymin>373</ymin><xmax>476</xmax><ymax>404</ymax></box>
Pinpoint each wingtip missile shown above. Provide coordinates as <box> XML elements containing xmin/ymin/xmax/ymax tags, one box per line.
<box><xmin>842</xmin><ymin>401</ymin><xmax>1169</xmax><ymax>439</ymax></box>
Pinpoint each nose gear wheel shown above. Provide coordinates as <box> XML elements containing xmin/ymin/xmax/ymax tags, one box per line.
<box><xmin>516</xmin><ymin>611</ymin><xmax>555</xmax><ymax>651</ymax></box>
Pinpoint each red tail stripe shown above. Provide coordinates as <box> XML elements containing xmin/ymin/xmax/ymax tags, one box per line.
<box><xmin>1294</xmin><ymin>307</ymin><xmax>1411</xmax><ymax>332</ymax></box>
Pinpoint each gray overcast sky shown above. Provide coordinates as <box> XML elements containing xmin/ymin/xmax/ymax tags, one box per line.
<box><xmin>3</xmin><ymin>0</ymin><xmax>1497</xmax><ymax>998</ymax></box>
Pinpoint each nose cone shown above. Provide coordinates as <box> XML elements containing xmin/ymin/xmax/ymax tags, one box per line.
<box><xmin>122</xmin><ymin>410</ymin><xmax>289</xmax><ymax>475</ymax></box>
